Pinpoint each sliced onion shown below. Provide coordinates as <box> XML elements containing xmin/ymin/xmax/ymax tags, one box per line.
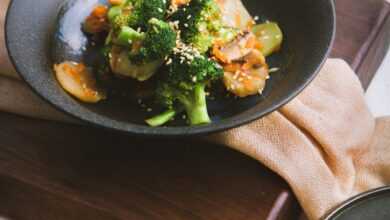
<box><xmin>216</xmin><ymin>0</ymin><xmax>253</xmax><ymax>29</ymax></box>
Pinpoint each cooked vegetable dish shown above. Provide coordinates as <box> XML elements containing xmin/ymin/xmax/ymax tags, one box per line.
<box><xmin>54</xmin><ymin>0</ymin><xmax>283</xmax><ymax>126</ymax></box>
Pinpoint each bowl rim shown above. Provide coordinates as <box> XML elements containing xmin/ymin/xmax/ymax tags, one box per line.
<box><xmin>5</xmin><ymin>0</ymin><xmax>336</xmax><ymax>137</ymax></box>
<box><xmin>323</xmin><ymin>186</ymin><xmax>390</xmax><ymax>220</ymax></box>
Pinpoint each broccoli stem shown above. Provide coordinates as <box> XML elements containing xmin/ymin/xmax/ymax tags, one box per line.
<box><xmin>115</xmin><ymin>26</ymin><xmax>145</xmax><ymax>46</ymax></box>
<box><xmin>145</xmin><ymin>109</ymin><xmax>176</xmax><ymax>127</ymax></box>
<box><xmin>180</xmin><ymin>84</ymin><xmax>211</xmax><ymax>125</ymax></box>
<box><xmin>146</xmin><ymin>84</ymin><xmax>211</xmax><ymax>127</ymax></box>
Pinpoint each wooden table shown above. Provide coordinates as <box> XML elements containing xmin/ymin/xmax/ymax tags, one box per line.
<box><xmin>0</xmin><ymin>0</ymin><xmax>389</xmax><ymax>219</ymax></box>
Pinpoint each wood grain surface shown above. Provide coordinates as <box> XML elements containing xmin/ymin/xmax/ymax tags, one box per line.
<box><xmin>0</xmin><ymin>0</ymin><xmax>389</xmax><ymax>220</ymax></box>
<box><xmin>0</xmin><ymin>112</ymin><xmax>300</xmax><ymax>220</ymax></box>
<box><xmin>332</xmin><ymin>0</ymin><xmax>390</xmax><ymax>88</ymax></box>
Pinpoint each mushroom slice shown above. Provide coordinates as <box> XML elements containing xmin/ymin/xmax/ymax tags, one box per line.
<box><xmin>217</xmin><ymin>32</ymin><xmax>257</xmax><ymax>63</ymax></box>
<box><xmin>223</xmin><ymin>66</ymin><xmax>269</xmax><ymax>97</ymax></box>
<box><xmin>54</xmin><ymin>61</ymin><xmax>106</xmax><ymax>103</ymax></box>
<box><xmin>241</xmin><ymin>49</ymin><xmax>267</xmax><ymax>69</ymax></box>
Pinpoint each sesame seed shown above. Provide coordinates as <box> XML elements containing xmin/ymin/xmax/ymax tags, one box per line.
<box><xmin>269</xmin><ymin>67</ymin><xmax>280</xmax><ymax>73</ymax></box>
<box><xmin>233</xmin><ymin>71</ymin><xmax>240</xmax><ymax>79</ymax></box>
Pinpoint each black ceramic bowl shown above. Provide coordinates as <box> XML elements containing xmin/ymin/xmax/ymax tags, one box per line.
<box><xmin>6</xmin><ymin>0</ymin><xmax>335</xmax><ymax>136</ymax></box>
<box><xmin>324</xmin><ymin>186</ymin><xmax>390</xmax><ymax>220</ymax></box>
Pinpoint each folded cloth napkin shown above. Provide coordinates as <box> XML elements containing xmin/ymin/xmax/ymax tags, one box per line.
<box><xmin>1</xmin><ymin>1</ymin><xmax>389</xmax><ymax>219</ymax></box>
<box><xmin>211</xmin><ymin>59</ymin><xmax>390</xmax><ymax>219</ymax></box>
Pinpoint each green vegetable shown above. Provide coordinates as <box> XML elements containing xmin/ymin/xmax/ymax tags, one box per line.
<box><xmin>109</xmin><ymin>0</ymin><xmax>168</xmax><ymax>30</ymax></box>
<box><xmin>170</xmin><ymin>0</ymin><xmax>223</xmax><ymax>53</ymax></box>
<box><xmin>108</xmin><ymin>6</ymin><xmax>122</xmax><ymax>23</ymax></box>
<box><xmin>109</xmin><ymin>1</ymin><xmax>133</xmax><ymax>30</ymax></box>
<box><xmin>149</xmin><ymin>50</ymin><xmax>223</xmax><ymax>126</ymax></box>
<box><xmin>252</xmin><ymin>22</ymin><xmax>283</xmax><ymax>56</ymax></box>
<box><xmin>115</xmin><ymin>26</ymin><xmax>145</xmax><ymax>46</ymax></box>
<box><xmin>128</xmin><ymin>0</ymin><xmax>168</xmax><ymax>28</ymax></box>
<box><xmin>109</xmin><ymin>47</ymin><xmax>163</xmax><ymax>81</ymax></box>
<box><xmin>105</xmin><ymin>30</ymin><xmax>114</xmax><ymax>45</ymax></box>
<box><xmin>108</xmin><ymin>18</ymin><xmax>174</xmax><ymax>80</ymax></box>
<box><xmin>111</xmin><ymin>14</ymin><xmax>132</xmax><ymax>30</ymax></box>
<box><xmin>130</xmin><ymin>18</ymin><xmax>177</xmax><ymax>63</ymax></box>
<box><xmin>145</xmin><ymin>109</ymin><xmax>177</xmax><ymax>127</ymax></box>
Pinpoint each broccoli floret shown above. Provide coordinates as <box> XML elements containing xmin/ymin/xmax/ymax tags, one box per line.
<box><xmin>130</xmin><ymin>18</ymin><xmax>177</xmax><ymax>63</ymax></box>
<box><xmin>128</xmin><ymin>0</ymin><xmax>168</xmax><ymax>28</ymax></box>
<box><xmin>108</xmin><ymin>3</ymin><xmax>134</xmax><ymax>30</ymax></box>
<box><xmin>111</xmin><ymin>14</ymin><xmax>132</xmax><ymax>30</ymax></box>
<box><xmin>109</xmin><ymin>0</ymin><xmax>168</xmax><ymax>30</ymax></box>
<box><xmin>146</xmin><ymin>47</ymin><xmax>223</xmax><ymax>126</ymax></box>
<box><xmin>170</xmin><ymin>0</ymin><xmax>222</xmax><ymax>53</ymax></box>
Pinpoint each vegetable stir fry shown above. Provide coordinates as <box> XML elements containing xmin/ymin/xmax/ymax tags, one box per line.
<box><xmin>54</xmin><ymin>0</ymin><xmax>283</xmax><ymax>127</ymax></box>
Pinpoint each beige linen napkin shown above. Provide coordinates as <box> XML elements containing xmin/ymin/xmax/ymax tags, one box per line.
<box><xmin>1</xmin><ymin>0</ymin><xmax>390</xmax><ymax>219</ymax></box>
